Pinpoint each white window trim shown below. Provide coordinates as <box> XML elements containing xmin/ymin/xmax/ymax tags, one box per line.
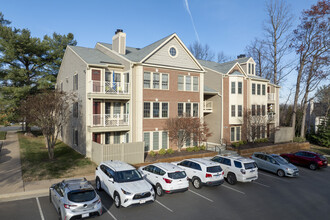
<box><xmin>144</xmin><ymin>130</ymin><xmax>169</xmax><ymax>151</ymax></box>
<box><xmin>168</xmin><ymin>45</ymin><xmax>178</xmax><ymax>58</ymax></box>
<box><xmin>178</xmin><ymin>102</ymin><xmax>199</xmax><ymax>117</ymax></box>
<box><xmin>144</xmin><ymin>101</ymin><xmax>169</xmax><ymax>119</ymax></box>
<box><xmin>230</xmin><ymin>126</ymin><xmax>241</xmax><ymax>142</ymax></box>
<box><xmin>144</xmin><ymin>72</ymin><xmax>170</xmax><ymax>90</ymax></box>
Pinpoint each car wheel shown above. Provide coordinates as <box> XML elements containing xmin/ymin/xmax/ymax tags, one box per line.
<box><xmin>96</xmin><ymin>177</ymin><xmax>102</xmax><ymax>191</ymax></box>
<box><xmin>114</xmin><ymin>192</ymin><xmax>121</xmax><ymax>208</ymax></box>
<box><xmin>277</xmin><ymin>169</ymin><xmax>285</xmax><ymax>177</ymax></box>
<box><xmin>156</xmin><ymin>183</ymin><xmax>164</xmax><ymax>197</ymax></box>
<box><xmin>192</xmin><ymin>177</ymin><xmax>202</xmax><ymax>189</ymax></box>
<box><xmin>227</xmin><ymin>173</ymin><xmax>237</xmax><ymax>185</ymax></box>
<box><xmin>309</xmin><ymin>163</ymin><xmax>317</xmax><ymax>171</ymax></box>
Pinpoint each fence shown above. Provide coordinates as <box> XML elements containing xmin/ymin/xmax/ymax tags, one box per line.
<box><xmin>91</xmin><ymin>141</ymin><xmax>144</xmax><ymax>165</ymax></box>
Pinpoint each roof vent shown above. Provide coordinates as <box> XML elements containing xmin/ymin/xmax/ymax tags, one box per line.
<box><xmin>237</xmin><ymin>54</ymin><xmax>246</xmax><ymax>59</ymax></box>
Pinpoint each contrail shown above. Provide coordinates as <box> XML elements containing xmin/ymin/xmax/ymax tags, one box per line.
<box><xmin>184</xmin><ymin>0</ymin><xmax>200</xmax><ymax>43</ymax></box>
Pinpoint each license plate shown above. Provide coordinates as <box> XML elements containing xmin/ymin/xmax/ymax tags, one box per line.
<box><xmin>82</xmin><ymin>213</ymin><xmax>89</xmax><ymax>218</ymax></box>
<box><xmin>214</xmin><ymin>174</ymin><xmax>220</xmax><ymax>176</ymax></box>
<box><xmin>140</xmin><ymin>200</ymin><xmax>146</xmax><ymax>204</ymax></box>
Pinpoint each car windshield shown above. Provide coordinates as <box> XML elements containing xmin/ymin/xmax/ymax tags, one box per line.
<box><xmin>273</xmin><ymin>155</ymin><xmax>288</xmax><ymax>165</ymax></box>
<box><xmin>168</xmin><ymin>171</ymin><xmax>186</xmax><ymax>179</ymax></box>
<box><xmin>319</xmin><ymin>155</ymin><xmax>327</xmax><ymax>160</ymax></box>
<box><xmin>115</xmin><ymin>169</ymin><xmax>143</xmax><ymax>183</ymax></box>
<box><xmin>68</xmin><ymin>189</ymin><xmax>96</xmax><ymax>202</ymax></box>
<box><xmin>244</xmin><ymin>162</ymin><xmax>257</xmax><ymax>169</ymax></box>
<box><xmin>207</xmin><ymin>166</ymin><xmax>222</xmax><ymax>173</ymax></box>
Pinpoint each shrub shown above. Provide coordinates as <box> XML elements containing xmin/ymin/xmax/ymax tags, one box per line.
<box><xmin>0</xmin><ymin>131</ymin><xmax>7</xmax><ymax>140</ymax></box>
<box><xmin>193</xmin><ymin>146</ymin><xmax>200</xmax><ymax>152</ymax></box>
<box><xmin>166</xmin><ymin>148</ymin><xmax>174</xmax><ymax>154</ymax></box>
<box><xmin>293</xmin><ymin>137</ymin><xmax>306</xmax><ymax>143</ymax></box>
<box><xmin>158</xmin><ymin>148</ymin><xmax>166</xmax><ymax>155</ymax></box>
<box><xmin>149</xmin><ymin>151</ymin><xmax>156</xmax><ymax>157</ymax></box>
<box><xmin>186</xmin><ymin>147</ymin><xmax>193</xmax><ymax>152</ymax></box>
<box><xmin>199</xmin><ymin>145</ymin><xmax>206</xmax><ymax>150</ymax></box>
<box><xmin>232</xmin><ymin>142</ymin><xmax>240</xmax><ymax>148</ymax></box>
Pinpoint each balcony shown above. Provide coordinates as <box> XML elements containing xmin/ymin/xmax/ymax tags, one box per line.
<box><xmin>88</xmin><ymin>81</ymin><xmax>130</xmax><ymax>99</ymax></box>
<box><xmin>268</xmin><ymin>112</ymin><xmax>275</xmax><ymax>122</ymax></box>
<box><xmin>268</xmin><ymin>93</ymin><xmax>275</xmax><ymax>102</ymax></box>
<box><xmin>92</xmin><ymin>114</ymin><xmax>129</xmax><ymax>127</ymax></box>
<box><xmin>203</xmin><ymin>101</ymin><xmax>213</xmax><ymax>113</ymax></box>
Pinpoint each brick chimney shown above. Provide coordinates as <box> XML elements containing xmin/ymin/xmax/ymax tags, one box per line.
<box><xmin>112</xmin><ymin>29</ymin><xmax>126</xmax><ymax>55</ymax></box>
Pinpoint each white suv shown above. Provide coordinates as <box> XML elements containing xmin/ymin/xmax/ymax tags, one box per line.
<box><xmin>95</xmin><ymin>160</ymin><xmax>155</xmax><ymax>208</ymax></box>
<box><xmin>138</xmin><ymin>163</ymin><xmax>189</xmax><ymax>197</ymax></box>
<box><xmin>174</xmin><ymin>158</ymin><xmax>224</xmax><ymax>189</ymax></box>
<box><xmin>210</xmin><ymin>155</ymin><xmax>258</xmax><ymax>185</ymax></box>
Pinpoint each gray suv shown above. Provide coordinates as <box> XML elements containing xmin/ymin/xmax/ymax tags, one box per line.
<box><xmin>251</xmin><ymin>152</ymin><xmax>299</xmax><ymax>177</ymax></box>
<box><xmin>49</xmin><ymin>178</ymin><xmax>102</xmax><ymax>220</ymax></box>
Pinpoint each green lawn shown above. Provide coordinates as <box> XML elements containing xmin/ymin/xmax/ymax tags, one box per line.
<box><xmin>310</xmin><ymin>145</ymin><xmax>330</xmax><ymax>161</ymax></box>
<box><xmin>18</xmin><ymin>132</ymin><xmax>96</xmax><ymax>182</ymax></box>
<box><xmin>0</xmin><ymin>131</ymin><xmax>6</xmax><ymax>140</ymax></box>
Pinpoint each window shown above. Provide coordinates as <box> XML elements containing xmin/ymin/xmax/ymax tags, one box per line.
<box><xmin>238</xmin><ymin>82</ymin><xmax>242</xmax><ymax>94</ymax></box>
<box><xmin>114</xmin><ymin>132</ymin><xmax>120</xmax><ymax>144</ymax></box>
<box><xmin>178</xmin><ymin>75</ymin><xmax>184</xmax><ymax>91</ymax></box>
<box><xmin>262</xmin><ymin>126</ymin><xmax>266</xmax><ymax>138</ymax></box>
<box><xmin>193</xmin><ymin>134</ymin><xmax>198</xmax><ymax>146</ymax></box>
<box><xmin>231</xmin><ymin>127</ymin><xmax>235</xmax><ymax>141</ymax></box>
<box><xmin>73</xmin><ymin>129</ymin><xmax>78</xmax><ymax>146</ymax></box>
<box><xmin>105</xmin><ymin>102</ymin><xmax>111</xmax><ymax>114</ymax></box>
<box><xmin>234</xmin><ymin>161</ymin><xmax>242</xmax><ymax>168</ymax></box>
<box><xmin>144</xmin><ymin>132</ymin><xmax>150</xmax><ymax>151</ymax></box>
<box><xmin>169</xmin><ymin>47</ymin><xmax>176</xmax><ymax>57</ymax></box>
<box><xmin>186</xmin><ymin>76</ymin><xmax>191</xmax><ymax>91</ymax></box>
<box><xmin>144</xmin><ymin>102</ymin><xmax>150</xmax><ymax>118</ymax></box>
<box><xmin>105</xmin><ymin>132</ymin><xmax>110</xmax><ymax>144</ymax></box>
<box><xmin>231</xmin><ymin>105</ymin><xmax>235</xmax><ymax>117</ymax></box>
<box><xmin>113</xmin><ymin>102</ymin><xmax>121</xmax><ymax>115</ymax></box>
<box><xmin>186</xmin><ymin>132</ymin><xmax>191</xmax><ymax>147</ymax></box>
<box><xmin>186</xmin><ymin>103</ymin><xmax>191</xmax><ymax>117</ymax></box>
<box><xmin>143</xmin><ymin>72</ymin><xmax>151</xmax><ymax>88</ymax></box>
<box><xmin>257</xmin><ymin>105</ymin><xmax>261</xmax><ymax>116</ymax></box>
<box><xmin>257</xmin><ymin>84</ymin><xmax>261</xmax><ymax>95</ymax></box>
<box><xmin>125</xmin><ymin>132</ymin><xmax>129</xmax><ymax>143</ymax></box>
<box><xmin>162</xmin><ymin>103</ymin><xmax>168</xmax><ymax>118</ymax></box>
<box><xmin>153</xmin><ymin>132</ymin><xmax>159</xmax><ymax>150</ymax></box>
<box><xmin>223</xmin><ymin>158</ymin><xmax>231</xmax><ymax>166</ymax></box>
<box><xmin>153</xmin><ymin>102</ymin><xmax>159</xmax><ymax>118</ymax></box>
<box><xmin>73</xmin><ymin>74</ymin><xmax>78</xmax><ymax>90</ymax></box>
<box><xmin>178</xmin><ymin>103</ymin><xmax>184</xmax><ymax>117</ymax></box>
<box><xmin>238</xmin><ymin>105</ymin><xmax>242</xmax><ymax>117</ymax></box>
<box><xmin>252</xmin><ymin>64</ymin><xmax>254</xmax><ymax>74</ymax></box>
<box><xmin>193</xmin><ymin>77</ymin><xmax>198</xmax><ymax>91</ymax></box>
<box><xmin>248</xmin><ymin>63</ymin><xmax>251</xmax><ymax>74</ymax></box>
<box><xmin>114</xmin><ymin>73</ymin><xmax>121</xmax><ymax>82</ymax></box>
<box><xmin>231</xmin><ymin>82</ymin><xmax>236</xmax><ymax>94</ymax></box>
<box><xmin>252</xmin><ymin>83</ymin><xmax>256</xmax><ymax>95</ymax></box>
<box><xmin>73</xmin><ymin>102</ymin><xmax>78</xmax><ymax>118</ymax></box>
<box><xmin>262</xmin><ymin>85</ymin><xmax>266</xmax><ymax>95</ymax></box>
<box><xmin>252</xmin><ymin>105</ymin><xmax>256</xmax><ymax>116</ymax></box>
<box><xmin>236</xmin><ymin>127</ymin><xmax>240</xmax><ymax>141</ymax></box>
<box><xmin>162</xmin><ymin>74</ymin><xmax>168</xmax><ymax>90</ymax></box>
<box><xmin>153</xmin><ymin>73</ymin><xmax>160</xmax><ymax>89</ymax></box>
<box><xmin>262</xmin><ymin>105</ymin><xmax>266</xmax><ymax>116</ymax></box>
<box><xmin>193</xmin><ymin>103</ymin><xmax>198</xmax><ymax>117</ymax></box>
<box><xmin>162</xmin><ymin>132</ymin><xmax>168</xmax><ymax>149</ymax></box>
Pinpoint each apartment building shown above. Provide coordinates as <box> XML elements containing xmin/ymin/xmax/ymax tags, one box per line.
<box><xmin>201</xmin><ymin>56</ymin><xmax>280</xmax><ymax>145</ymax></box>
<box><xmin>57</xmin><ymin>30</ymin><xmax>205</xmax><ymax>158</ymax></box>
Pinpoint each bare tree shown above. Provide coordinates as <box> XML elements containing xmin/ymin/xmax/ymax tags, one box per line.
<box><xmin>165</xmin><ymin>116</ymin><xmax>211</xmax><ymax>152</ymax></box>
<box><xmin>217</xmin><ymin>51</ymin><xmax>231</xmax><ymax>63</ymax></box>
<box><xmin>188</xmin><ymin>41</ymin><xmax>215</xmax><ymax>61</ymax></box>
<box><xmin>241</xmin><ymin>109</ymin><xmax>269</xmax><ymax>143</ymax></box>
<box><xmin>264</xmin><ymin>0</ymin><xmax>294</xmax><ymax>84</ymax></box>
<box><xmin>19</xmin><ymin>90</ymin><xmax>76</xmax><ymax>159</ymax></box>
<box><xmin>290</xmin><ymin>0</ymin><xmax>330</xmax><ymax>138</ymax></box>
<box><xmin>315</xmin><ymin>84</ymin><xmax>330</xmax><ymax>117</ymax></box>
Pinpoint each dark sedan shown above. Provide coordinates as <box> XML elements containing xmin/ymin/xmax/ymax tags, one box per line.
<box><xmin>281</xmin><ymin>151</ymin><xmax>328</xmax><ymax>170</ymax></box>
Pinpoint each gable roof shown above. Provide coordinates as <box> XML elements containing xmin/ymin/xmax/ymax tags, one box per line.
<box><xmin>198</xmin><ymin>59</ymin><xmax>238</xmax><ymax>74</ymax></box>
<box><xmin>69</xmin><ymin>46</ymin><xmax>122</xmax><ymax>65</ymax></box>
<box><xmin>98</xmin><ymin>33</ymin><xmax>173</xmax><ymax>62</ymax></box>
<box><xmin>204</xmin><ymin>85</ymin><xmax>218</xmax><ymax>94</ymax></box>
<box><xmin>236</xmin><ymin>57</ymin><xmax>251</xmax><ymax>64</ymax></box>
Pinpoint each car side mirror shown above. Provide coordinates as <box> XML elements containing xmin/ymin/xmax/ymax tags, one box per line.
<box><xmin>108</xmin><ymin>177</ymin><xmax>114</xmax><ymax>183</ymax></box>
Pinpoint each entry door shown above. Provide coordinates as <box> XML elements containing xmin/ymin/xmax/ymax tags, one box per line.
<box><xmin>93</xmin><ymin>101</ymin><xmax>101</xmax><ymax>125</ymax></box>
<box><xmin>93</xmin><ymin>133</ymin><xmax>101</xmax><ymax>144</ymax></box>
<box><xmin>92</xmin><ymin>70</ymin><xmax>101</xmax><ymax>92</ymax></box>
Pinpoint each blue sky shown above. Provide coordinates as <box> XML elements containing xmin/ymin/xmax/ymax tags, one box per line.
<box><xmin>1</xmin><ymin>0</ymin><xmax>320</xmax><ymax>102</ymax></box>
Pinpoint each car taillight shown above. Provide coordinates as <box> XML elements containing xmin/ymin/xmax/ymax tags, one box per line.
<box><xmin>64</xmin><ymin>204</ymin><xmax>77</xmax><ymax>209</ymax></box>
<box><xmin>222</xmin><ymin>171</ymin><xmax>224</xmax><ymax>175</ymax></box>
<box><xmin>240</xmin><ymin>169</ymin><xmax>246</xmax><ymax>174</ymax></box>
<box><xmin>163</xmin><ymin>178</ymin><xmax>172</xmax><ymax>183</ymax></box>
<box><xmin>318</xmin><ymin>161</ymin><xmax>323</xmax><ymax>165</ymax></box>
<box><xmin>205</xmin><ymin>173</ymin><xmax>212</xmax><ymax>178</ymax></box>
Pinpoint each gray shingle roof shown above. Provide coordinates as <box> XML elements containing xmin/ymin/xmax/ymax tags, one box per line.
<box><xmin>69</xmin><ymin>46</ymin><xmax>122</xmax><ymax>65</ymax></box>
<box><xmin>249</xmin><ymin>75</ymin><xmax>269</xmax><ymax>81</ymax></box>
<box><xmin>204</xmin><ymin>85</ymin><xmax>218</xmax><ymax>94</ymax></box>
<box><xmin>236</xmin><ymin>57</ymin><xmax>250</xmax><ymax>63</ymax></box>
<box><xmin>198</xmin><ymin>59</ymin><xmax>238</xmax><ymax>74</ymax></box>
<box><xmin>98</xmin><ymin>33</ymin><xmax>174</xmax><ymax>62</ymax></box>
<box><xmin>231</xmin><ymin>71</ymin><xmax>244</xmax><ymax>76</ymax></box>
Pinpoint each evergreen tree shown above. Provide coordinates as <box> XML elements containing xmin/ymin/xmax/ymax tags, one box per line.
<box><xmin>311</xmin><ymin>115</ymin><xmax>330</xmax><ymax>147</ymax></box>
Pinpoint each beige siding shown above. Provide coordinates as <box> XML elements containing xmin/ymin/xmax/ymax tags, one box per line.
<box><xmin>144</xmin><ymin>38</ymin><xmax>201</xmax><ymax>70</ymax></box>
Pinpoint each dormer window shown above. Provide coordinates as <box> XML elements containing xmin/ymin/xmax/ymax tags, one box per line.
<box><xmin>248</xmin><ymin>63</ymin><xmax>255</xmax><ymax>75</ymax></box>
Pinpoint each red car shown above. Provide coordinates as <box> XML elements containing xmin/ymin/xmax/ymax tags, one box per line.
<box><xmin>280</xmin><ymin>151</ymin><xmax>328</xmax><ymax>170</ymax></box>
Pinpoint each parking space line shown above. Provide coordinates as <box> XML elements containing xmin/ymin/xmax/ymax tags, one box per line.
<box><xmin>188</xmin><ymin>189</ymin><xmax>213</xmax><ymax>202</ymax></box>
<box><xmin>36</xmin><ymin>197</ymin><xmax>45</xmax><ymax>220</ymax></box>
<box><xmin>155</xmin><ymin>200</ymin><xmax>174</xmax><ymax>212</ymax></box>
<box><xmin>258</xmin><ymin>172</ymin><xmax>290</xmax><ymax>183</ymax></box>
<box><xmin>253</xmin><ymin>181</ymin><xmax>270</xmax><ymax>188</ymax></box>
<box><xmin>102</xmin><ymin>205</ymin><xmax>118</xmax><ymax>220</ymax></box>
<box><xmin>222</xmin><ymin>185</ymin><xmax>245</xmax><ymax>195</ymax></box>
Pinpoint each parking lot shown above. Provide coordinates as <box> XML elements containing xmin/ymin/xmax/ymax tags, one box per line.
<box><xmin>1</xmin><ymin>166</ymin><xmax>330</xmax><ymax>220</ymax></box>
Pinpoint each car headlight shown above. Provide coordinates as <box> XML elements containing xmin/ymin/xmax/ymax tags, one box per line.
<box><xmin>121</xmin><ymin>188</ymin><xmax>132</xmax><ymax>195</ymax></box>
<box><xmin>286</xmin><ymin>168</ymin><xmax>293</xmax><ymax>173</ymax></box>
<box><xmin>150</xmin><ymin>187</ymin><xmax>154</xmax><ymax>192</ymax></box>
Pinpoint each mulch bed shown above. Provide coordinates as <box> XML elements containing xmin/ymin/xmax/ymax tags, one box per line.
<box><xmin>229</xmin><ymin>142</ymin><xmax>278</xmax><ymax>150</ymax></box>
<box><xmin>144</xmin><ymin>150</ymin><xmax>213</xmax><ymax>163</ymax></box>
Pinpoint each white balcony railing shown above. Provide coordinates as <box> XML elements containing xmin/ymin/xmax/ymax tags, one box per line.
<box><xmin>203</xmin><ymin>101</ymin><xmax>213</xmax><ymax>113</ymax></box>
<box><xmin>92</xmin><ymin>114</ymin><xmax>129</xmax><ymax>127</ymax></box>
<box><xmin>90</xmin><ymin>81</ymin><xmax>129</xmax><ymax>94</ymax></box>
<box><xmin>268</xmin><ymin>93</ymin><xmax>275</xmax><ymax>101</ymax></box>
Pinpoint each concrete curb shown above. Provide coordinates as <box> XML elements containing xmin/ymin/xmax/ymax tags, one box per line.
<box><xmin>0</xmin><ymin>189</ymin><xmax>49</xmax><ymax>203</ymax></box>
